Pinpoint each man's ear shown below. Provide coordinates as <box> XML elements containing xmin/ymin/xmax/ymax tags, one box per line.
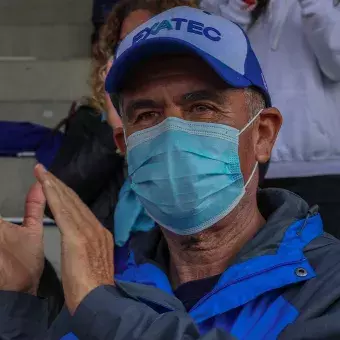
<box><xmin>255</xmin><ymin>107</ymin><xmax>282</xmax><ymax>164</ymax></box>
<box><xmin>114</xmin><ymin>127</ymin><xmax>126</xmax><ymax>155</ymax></box>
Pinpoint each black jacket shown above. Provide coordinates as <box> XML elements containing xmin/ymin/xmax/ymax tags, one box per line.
<box><xmin>47</xmin><ymin>105</ymin><xmax>125</xmax><ymax>231</ymax></box>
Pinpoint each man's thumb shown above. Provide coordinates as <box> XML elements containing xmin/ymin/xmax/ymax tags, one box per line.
<box><xmin>23</xmin><ymin>182</ymin><xmax>46</xmax><ymax>232</ymax></box>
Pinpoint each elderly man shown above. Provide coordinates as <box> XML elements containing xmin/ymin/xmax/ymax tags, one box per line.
<box><xmin>1</xmin><ymin>6</ymin><xmax>340</xmax><ymax>340</ymax></box>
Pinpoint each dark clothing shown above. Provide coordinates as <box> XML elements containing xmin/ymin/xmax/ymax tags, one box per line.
<box><xmin>175</xmin><ymin>275</ymin><xmax>221</xmax><ymax>311</ymax></box>
<box><xmin>91</xmin><ymin>0</ymin><xmax>119</xmax><ymax>44</ymax></box>
<box><xmin>258</xmin><ymin>161</ymin><xmax>269</xmax><ymax>186</ymax></box>
<box><xmin>47</xmin><ymin>105</ymin><xmax>124</xmax><ymax>231</ymax></box>
<box><xmin>38</xmin><ymin>259</ymin><xmax>64</xmax><ymax>327</ymax></box>
<box><xmin>263</xmin><ymin>175</ymin><xmax>340</xmax><ymax>239</ymax></box>
<box><xmin>2</xmin><ymin>189</ymin><xmax>340</xmax><ymax>339</ymax></box>
<box><xmin>92</xmin><ymin>0</ymin><xmax>118</xmax><ymax>24</ymax></box>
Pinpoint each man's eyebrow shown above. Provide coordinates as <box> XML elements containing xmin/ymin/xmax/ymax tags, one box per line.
<box><xmin>180</xmin><ymin>89</ymin><xmax>225</xmax><ymax>105</ymax></box>
<box><xmin>124</xmin><ymin>99</ymin><xmax>161</xmax><ymax>120</ymax></box>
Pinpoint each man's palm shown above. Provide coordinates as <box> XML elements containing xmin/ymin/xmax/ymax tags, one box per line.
<box><xmin>0</xmin><ymin>183</ymin><xmax>45</xmax><ymax>294</ymax></box>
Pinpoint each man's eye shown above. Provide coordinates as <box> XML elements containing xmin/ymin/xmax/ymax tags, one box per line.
<box><xmin>191</xmin><ymin>104</ymin><xmax>214</xmax><ymax>114</ymax></box>
<box><xmin>135</xmin><ymin>111</ymin><xmax>159</xmax><ymax>123</ymax></box>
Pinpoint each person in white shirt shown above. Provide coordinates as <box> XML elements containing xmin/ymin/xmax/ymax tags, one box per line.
<box><xmin>201</xmin><ymin>0</ymin><xmax>340</xmax><ymax>238</ymax></box>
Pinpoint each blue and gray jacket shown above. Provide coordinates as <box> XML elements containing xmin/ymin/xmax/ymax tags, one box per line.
<box><xmin>1</xmin><ymin>189</ymin><xmax>340</xmax><ymax>339</ymax></box>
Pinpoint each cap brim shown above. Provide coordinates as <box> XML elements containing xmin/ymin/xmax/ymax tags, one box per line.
<box><xmin>105</xmin><ymin>37</ymin><xmax>252</xmax><ymax>94</ymax></box>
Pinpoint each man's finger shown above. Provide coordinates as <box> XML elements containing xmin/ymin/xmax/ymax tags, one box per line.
<box><xmin>35</xmin><ymin>164</ymin><xmax>103</xmax><ymax>237</ymax></box>
<box><xmin>34</xmin><ymin>164</ymin><xmax>82</xmax><ymax>237</ymax></box>
<box><xmin>34</xmin><ymin>164</ymin><xmax>53</xmax><ymax>188</ymax></box>
<box><xmin>23</xmin><ymin>182</ymin><xmax>46</xmax><ymax>234</ymax></box>
<box><xmin>34</xmin><ymin>164</ymin><xmax>68</xmax><ymax>233</ymax></box>
<box><xmin>35</xmin><ymin>164</ymin><xmax>72</xmax><ymax>197</ymax></box>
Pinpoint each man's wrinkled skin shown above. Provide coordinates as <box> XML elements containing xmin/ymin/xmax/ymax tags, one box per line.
<box><xmin>0</xmin><ymin>165</ymin><xmax>114</xmax><ymax>315</ymax></box>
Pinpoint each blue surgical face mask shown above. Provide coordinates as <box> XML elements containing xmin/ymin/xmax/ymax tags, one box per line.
<box><xmin>126</xmin><ymin>110</ymin><xmax>262</xmax><ymax>236</ymax></box>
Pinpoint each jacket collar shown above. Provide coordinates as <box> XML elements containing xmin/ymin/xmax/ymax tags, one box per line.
<box><xmin>130</xmin><ymin>188</ymin><xmax>312</xmax><ymax>269</ymax></box>
<box><xmin>117</xmin><ymin>189</ymin><xmax>323</xmax><ymax>321</ymax></box>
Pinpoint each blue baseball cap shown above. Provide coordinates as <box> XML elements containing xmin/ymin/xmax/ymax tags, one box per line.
<box><xmin>105</xmin><ymin>6</ymin><xmax>271</xmax><ymax>106</ymax></box>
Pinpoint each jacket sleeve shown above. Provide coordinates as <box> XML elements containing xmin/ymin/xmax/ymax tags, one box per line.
<box><xmin>0</xmin><ymin>286</ymin><xmax>233</xmax><ymax>340</ymax></box>
<box><xmin>0</xmin><ymin>291</ymin><xmax>48</xmax><ymax>340</ymax></box>
<box><xmin>72</xmin><ymin>285</ymin><xmax>235</xmax><ymax>340</ymax></box>
<box><xmin>299</xmin><ymin>0</ymin><xmax>340</xmax><ymax>81</ymax></box>
<box><xmin>200</xmin><ymin>0</ymin><xmax>252</xmax><ymax>30</ymax></box>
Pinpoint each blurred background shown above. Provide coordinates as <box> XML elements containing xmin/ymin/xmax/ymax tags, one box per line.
<box><xmin>0</xmin><ymin>0</ymin><xmax>94</xmax><ymax>275</ymax></box>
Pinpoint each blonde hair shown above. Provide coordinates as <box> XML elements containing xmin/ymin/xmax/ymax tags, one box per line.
<box><xmin>90</xmin><ymin>0</ymin><xmax>199</xmax><ymax>112</ymax></box>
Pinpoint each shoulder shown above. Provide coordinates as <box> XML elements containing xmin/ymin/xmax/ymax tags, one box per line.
<box><xmin>280</xmin><ymin>233</ymin><xmax>340</xmax><ymax>339</ymax></box>
<box><xmin>284</xmin><ymin>233</ymin><xmax>340</xmax><ymax>315</ymax></box>
<box><xmin>304</xmin><ymin>232</ymin><xmax>340</xmax><ymax>272</ymax></box>
<box><xmin>305</xmin><ymin>233</ymin><xmax>340</xmax><ymax>295</ymax></box>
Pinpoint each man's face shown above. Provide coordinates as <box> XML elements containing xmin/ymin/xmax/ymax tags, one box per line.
<box><xmin>119</xmin><ymin>54</ymin><xmax>281</xmax><ymax>182</ymax></box>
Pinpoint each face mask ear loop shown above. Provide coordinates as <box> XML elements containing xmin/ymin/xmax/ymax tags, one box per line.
<box><xmin>238</xmin><ymin>108</ymin><xmax>264</xmax><ymax>136</ymax></box>
<box><xmin>245</xmin><ymin>162</ymin><xmax>258</xmax><ymax>188</ymax></box>
<box><xmin>238</xmin><ymin>108</ymin><xmax>263</xmax><ymax>187</ymax></box>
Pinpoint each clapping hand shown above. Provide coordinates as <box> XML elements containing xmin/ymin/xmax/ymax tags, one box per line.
<box><xmin>34</xmin><ymin>164</ymin><xmax>115</xmax><ymax>314</ymax></box>
<box><xmin>0</xmin><ymin>165</ymin><xmax>115</xmax><ymax>315</ymax></box>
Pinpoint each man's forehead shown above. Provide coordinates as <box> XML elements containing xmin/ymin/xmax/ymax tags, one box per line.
<box><xmin>122</xmin><ymin>87</ymin><xmax>229</xmax><ymax>105</ymax></box>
